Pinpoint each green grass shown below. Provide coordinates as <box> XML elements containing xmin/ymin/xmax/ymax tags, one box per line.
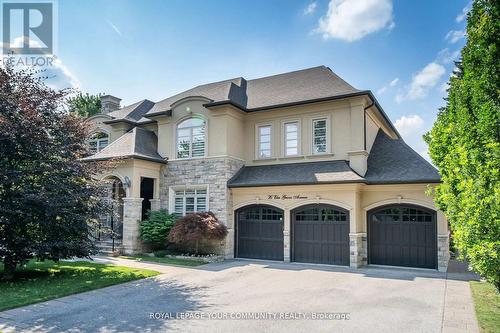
<box><xmin>0</xmin><ymin>260</ymin><xmax>160</xmax><ymax>311</ymax></box>
<box><xmin>470</xmin><ymin>281</ymin><xmax>500</xmax><ymax>333</ymax></box>
<box><xmin>121</xmin><ymin>255</ymin><xmax>206</xmax><ymax>267</ymax></box>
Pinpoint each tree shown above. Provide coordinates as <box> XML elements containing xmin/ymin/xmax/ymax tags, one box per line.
<box><xmin>424</xmin><ymin>0</ymin><xmax>499</xmax><ymax>289</ymax></box>
<box><xmin>168</xmin><ymin>212</ymin><xmax>227</xmax><ymax>254</ymax></box>
<box><xmin>139</xmin><ymin>210</ymin><xmax>177</xmax><ymax>250</ymax></box>
<box><xmin>0</xmin><ymin>63</ymin><xmax>111</xmax><ymax>280</ymax></box>
<box><xmin>68</xmin><ymin>92</ymin><xmax>102</xmax><ymax>118</ymax></box>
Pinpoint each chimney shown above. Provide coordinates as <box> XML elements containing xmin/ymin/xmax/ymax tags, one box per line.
<box><xmin>100</xmin><ymin>95</ymin><xmax>121</xmax><ymax>113</ymax></box>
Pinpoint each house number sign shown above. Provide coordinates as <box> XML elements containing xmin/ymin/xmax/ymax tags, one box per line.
<box><xmin>267</xmin><ymin>194</ymin><xmax>308</xmax><ymax>200</ymax></box>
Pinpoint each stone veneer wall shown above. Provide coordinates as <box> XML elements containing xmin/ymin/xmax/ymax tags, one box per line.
<box><xmin>438</xmin><ymin>233</ymin><xmax>450</xmax><ymax>272</ymax></box>
<box><xmin>159</xmin><ymin>157</ymin><xmax>245</xmax><ymax>257</ymax></box>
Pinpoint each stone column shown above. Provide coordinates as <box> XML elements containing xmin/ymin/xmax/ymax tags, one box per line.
<box><xmin>149</xmin><ymin>198</ymin><xmax>161</xmax><ymax>211</ymax></box>
<box><xmin>122</xmin><ymin>197</ymin><xmax>143</xmax><ymax>254</ymax></box>
<box><xmin>438</xmin><ymin>233</ymin><xmax>450</xmax><ymax>272</ymax></box>
<box><xmin>349</xmin><ymin>233</ymin><xmax>367</xmax><ymax>268</ymax></box>
<box><xmin>224</xmin><ymin>228</ymin><xmax>235</xmax><ymax>259</ymax></box>
<box><xmin>283</xmin><ymin>209</ymin><xmax>291</xmax><ymax>262</ymax></box>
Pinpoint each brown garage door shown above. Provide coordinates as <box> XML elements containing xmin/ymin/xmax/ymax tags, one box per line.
<box><xmin>236</xmin><ymin>205</ymin><xmax>284</xmax><ymax>261</ymax></box>
<box><xmin>292</xmin><ymin>204</ymin><xmax>350</xmax><ymax>266</ymax></box>
<box><xmin>368</xmin><ymin>205</ymin><xmax>437</xmax><ymax>269</ymax></box>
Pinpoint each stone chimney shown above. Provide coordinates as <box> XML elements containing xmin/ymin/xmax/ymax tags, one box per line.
<box><xmin>100</xmin><ymin>95</ymin><xmax>121</xmax><ymax>113</ymax></box>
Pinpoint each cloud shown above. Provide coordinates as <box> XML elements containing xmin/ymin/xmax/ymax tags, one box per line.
<box><xmin>105</xmin><ymin>19</ymin><xmax>122</xmax><ymax>36</ymax></box>
<box><xmin>376</xmin><ymin>77</ymin><xmax>399</xmax><ymax>95</ymax></box>
<box><xmin>456</xmin><ymin>2</ymin><xmax>471</xmax><ymax>23</ymax></box>
<box><xmin>316</xmin><ymin>0</ymin><xmax>394</xmax><ymax>42</ymax></box>
<box><xmin>304</xmin><ymin>2</ymin><xmax>317</xmax><ymax>15</ymax></box>
<box><xmin>396</xmin><ymin>62</ymin><xmax>445</xmax><ymax>102</ymax></box>
<box><xmin>395</xmin><ymin>114</ymin><xmax>424</xmax><ymax>136</ymax></box>
<box><xmin>445</xmin><ymin>29</ymin><xmax>465</xmax><ymax>43</ymax></box>
<box><xmin>1</xmin><ymin>36</ymin><xmax>80</xmax><ymax>90</ymax></box>
<box><xmin>436</xmin><ymin>48</ymin><xmax>460</xmax><ymax>64</ymax></box>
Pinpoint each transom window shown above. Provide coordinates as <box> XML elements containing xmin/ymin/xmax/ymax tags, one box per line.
<box><xmin>176</xmin><ymin>118</ymin><xmax>206</xmax><ymax>159</ymax></box>
<box><xmin>258</xmin><ymin>125</ymin><xmax>272</xmax><ymax>158</ymax></box>
<box><xmin>312</xmin><ymin>119</ymin><xmax>327</xmax><ymax>154</ymax></box>
<box><xmin>284</xmin><ymin>121</ymin><xmax>299</xmax><ymax>156</ymax></box>
<box><xmin>174</xmin><ymin>189</ymin><xmax>207</xmax><ymax>216</ymax></box>
<box><xmin>89</xmin><ymin>132</ymin><xmax>109</xmax><ymax>154</ymax></box>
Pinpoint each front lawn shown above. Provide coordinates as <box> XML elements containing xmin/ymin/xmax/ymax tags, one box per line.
<box><xmin>470</xmin><ymin>281</ymin><xmax>500</xmax><ymax>332</ymax></box>
<box><xmin>121</xmin><ymin>255</ymin><xmax>206</xmax><ymax>267</ymax></box>
<box><xmin>0</xmin><ymin>260</ymin><xmax>160</xmax><ymax>311</ymax></box>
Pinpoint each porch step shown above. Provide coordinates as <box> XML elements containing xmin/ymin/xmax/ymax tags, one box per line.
<box><xmin>95</xmin><ymin>240</ymin><xmax>122</xmax><ymax>255</ymax></box>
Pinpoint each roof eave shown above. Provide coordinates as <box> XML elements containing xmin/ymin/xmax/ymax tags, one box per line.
<box><xmin>82</xmin><ymin>154</ymin><xmax>167</xmax><ymax>164</ymax></box>
<box><xmin>144</xmin><ymin>110</ymin><xmax>173</xmax><ymax>118</ymax></box>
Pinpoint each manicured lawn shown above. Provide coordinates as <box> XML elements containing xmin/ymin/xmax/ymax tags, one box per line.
<box><xmin>121</xmin><ymin>255</ymin><xmax>206</xmax><ymax>267</ymax></box>
<box><xmin>470</xmin><ymin>281</ymin><xmax>500</xmax><ymax>333</ymax></box>
<box><xmin>0</xmin><ymin>260</ymin><xmax>160</xmax><ymax>311</ymax></box>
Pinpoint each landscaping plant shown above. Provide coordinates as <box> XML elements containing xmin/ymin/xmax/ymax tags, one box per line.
<box><xmin>168</xmin><ymin>212</ymin><xmax>227</xmax><ymax>254</ymax></box>
<box><xmin>0</xmin><ymin>63</ymin><xmax>113</xmax><ymax>280</ymax></box>
<box><xmin>424</xmin><ymin>0</ymin><xmax>500</xmax><ymax>290</ymax></box>
<box><xmin>139</xmin><ymin>210</ymin><xmax>176</xmax><ymax>250</ymax></box>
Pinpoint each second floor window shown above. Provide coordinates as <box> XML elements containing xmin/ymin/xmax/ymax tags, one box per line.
<box><xmin>89</xmin><ymin>132</ymin><xmax>109</xmax><ymax>154</ymax></box>
<box><xmin>284</xmin><ymin>121</ymin><xmax>299</xmax><ymax>156</ymax></box>
<box><xmin>177</xmin><ymin>118</ymin><xmax>206</xmax><ymax>159</ymax></box>
<box><xmin>258</xmin><ymin>125</ymin><xmax>272</xmax><ymax>158</ymax></box>
<box><xmin>312</xmin><ymin>119</ymin><xmax>327</xmax><ymax>154</ymax></box>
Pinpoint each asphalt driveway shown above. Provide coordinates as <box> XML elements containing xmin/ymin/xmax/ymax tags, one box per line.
<box><xmin>0</xmin><ymin>258</ymin><xmax>478</xmax><ymax>333</ymax></box>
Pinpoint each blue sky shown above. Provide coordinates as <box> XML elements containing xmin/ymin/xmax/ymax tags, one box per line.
<box><xmin>50</xmin><ymin>0</ymin><xmax>469</xmax><ymax>159</ymax></box>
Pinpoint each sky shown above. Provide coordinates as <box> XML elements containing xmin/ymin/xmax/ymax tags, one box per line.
<box><xmin>18</xmin><ymin>0</ymin><xmax>471</xmax><ymax>160</ymax></box>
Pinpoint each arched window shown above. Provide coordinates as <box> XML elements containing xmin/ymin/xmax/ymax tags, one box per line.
<box><xmin>89</xmin><ymin>132</ymin><xmax>109</xmax><ymax>154</ymax></box>
<box><xmin>176</xmin><ymin>117</ymin><xmax>206</xmax><ymax>158</ymax></box>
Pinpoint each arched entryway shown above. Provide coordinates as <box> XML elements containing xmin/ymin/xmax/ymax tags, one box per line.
<box><xmin>291</xmin><ymin>204</ymin><xmax>350</xmax><ymax>266</ymax></box>
<box><xmin>367</xmin><ymin>204</ymin><xmax>437</xmax><ymax>269</ymax></box>
<box><xmin>235</xmin><ymin>205</ymin><xmax>284</xmax><ymax>261</ymax></box>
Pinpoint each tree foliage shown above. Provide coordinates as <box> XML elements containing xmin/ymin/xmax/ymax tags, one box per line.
<box><xmin>424</xmin><ymin>0</ymin><xmax>499</xmax><ymax>289</ymax></box>
<box><xmin>168</xmin><ymin>212</ymin><xmax>227</xmax><ymax>254</ymax></box>
<box><xmin>68</xmin><ymin>92</ymin><xmax>102</xmax><ymax>118</ymax></box>
<box><xmin>139</xmin><ymin>210</ymin><xmax>176</xmax><ymax>250</ymax></box>
<box><xmin>0</xmin><ymin>64</ymin><xmax>111</xmax><ymax>280</ymax></box>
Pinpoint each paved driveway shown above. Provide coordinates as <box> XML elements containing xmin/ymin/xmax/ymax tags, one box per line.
<box><xmin>0</xmin><ymin>258</ymin><xmax>478</xmax><ymax>333</ymax></box>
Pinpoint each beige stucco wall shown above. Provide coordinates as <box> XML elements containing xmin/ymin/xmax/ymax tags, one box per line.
<box><xmin>87</xmin><ymin>114</ymin><xmax>113</xmax><ymax>139</ymax></box>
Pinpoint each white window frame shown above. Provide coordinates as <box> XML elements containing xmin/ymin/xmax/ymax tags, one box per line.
<box><xmin>169</xmin><ymin>186</ymin><xmax>209</xmax><ymax>216</ymax></box>
<box><xmin>282</xmin><ymin>120</ymin><xmax>301</xmax><ymax>157</ymax></box>
<box><xmin>89</xmin><ymin>132</ymin><xmax>109</xmax><ymax>154</ymax></box>
<box><xmin>311</xmin><ymin>117</ymin><xmax>331</xmax><ymax>155</ymax></box>
<box><xmin>256</xmin><ymin>123</ymin><xmax>273</xmax><ymax>159</ymax></box>
<box><xmin>176</xmin><ymin>117</ymin><xmax>207</xmax><ymax>159</ymax></box>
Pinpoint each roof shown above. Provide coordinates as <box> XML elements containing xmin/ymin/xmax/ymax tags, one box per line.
<box><xmin>103</xmin><ymin>65</ymin><xmax>400</xmax><ymax>138</ymax></box>
<box><xmin>82</xmin><ymin>127</ymin><xmax>166</xmax><ymax>164</ymax></box>
<box><xmin>228</xmin><ymin>130</ymin><xmax>440</xmax><ymax>188</ymax></box>
<box><xmin>105</xmin><ymin>99</ymin><xmax>155</xmax><ymax>124</ymax></box>
<box><xmin>228</xmin><ymin>160</ymin><xmax>364</xmax><ymax>188</ymax></box>
<box><xmin>365</xmin><ymin>130</ymin><xmax>441</xmax><ymax>184</ymax></box>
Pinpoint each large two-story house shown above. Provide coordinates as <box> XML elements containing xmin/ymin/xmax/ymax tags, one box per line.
<box><xmin>85</xmin><ymin>66</ymin><xmax>449</xmax><ymax>271</ymax></box>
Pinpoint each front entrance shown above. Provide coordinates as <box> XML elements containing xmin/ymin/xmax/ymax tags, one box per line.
<box><xmin>235</xmin><ymin>205</ymin><xmax>284</xmax><ymax>261</ymax></box>
<box><xmin>291</xmin><ymin>204</ymin><xmax>350</xmax><ymax>266</ymax></box>
<box><xmin>368</xmin><ymin>205</ymin><xmax>437</xmax><ymax>269</ymax></box>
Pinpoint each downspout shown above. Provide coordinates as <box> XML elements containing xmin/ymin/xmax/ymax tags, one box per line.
<box><xmin>363</xmin><ymin>101</ymin><xmax>375</xmax><ymax>151</ymax></box>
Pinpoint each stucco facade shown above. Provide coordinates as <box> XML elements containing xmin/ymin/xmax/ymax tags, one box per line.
<box><xmin>85</xmin><ymin>66</ymin><xmax>449</xmax><ymax>271</ymax></box>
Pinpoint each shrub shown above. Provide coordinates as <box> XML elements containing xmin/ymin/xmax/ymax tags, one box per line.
<box><xmin>139</xmin><ymin>210</ymin><xmax>176</xmax><ymax>250</ymax></box>
<box><xmin>153</xmin><ymin>250</ymin><xmax>169</xmax><ymax>257</ymax></box>
<box><xmin>168</xmin><ymin>212</ymin><xmax>227</xmax><ymax>254</ymax></box>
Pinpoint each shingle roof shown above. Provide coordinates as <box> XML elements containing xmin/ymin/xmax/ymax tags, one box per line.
<box><xmin>365</xmin><ymin>130</ymin><xmax>441</xmax><ymax>184</ymax></box>
<box><xmin>105</xmin><ymin>99</ymin><xmax>155</xmax><ymax>124</ymax></box>
<box><xmin>228</xmin><ymin>160</ymin><xmax>364</xmax><ymax>187</ymax></box>
<box><xmin>102</xmin><ymin>66</ymin><xmax>359</xmax><ymax>121</ymax></box>
<box><xmin>83</xmin><ymin>127</ymin><xmax>165</xmax><ymax>163</ymax></box>
<box><xmin>228</xmin><ymin>130</ymin><xmax>441</xmax><ymax>187</ymax></box>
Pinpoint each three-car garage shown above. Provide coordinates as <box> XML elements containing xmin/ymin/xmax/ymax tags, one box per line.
<box><xmin>235</xmin><ymin>203</ymin><xmax>438</xmax><ymax>269</ymax></box>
